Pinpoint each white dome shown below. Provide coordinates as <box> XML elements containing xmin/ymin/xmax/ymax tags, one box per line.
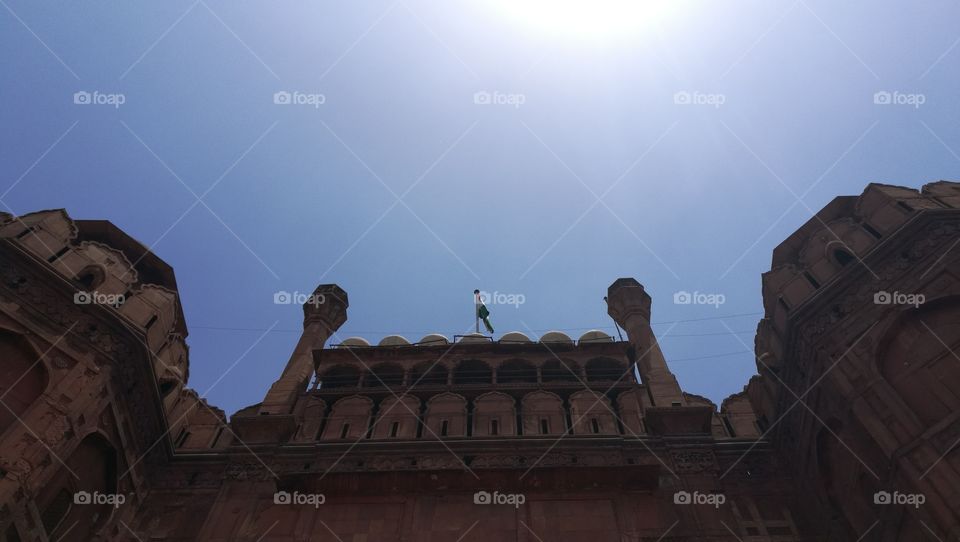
<box><xmin>539</xmin><ymin>331</ymin><xmax>574</xmax><ymax>344</ymax></box>
<box><xmin>578</xmin><ymin>330</ymin><xmax>613</xmax><ymax>344</ymax></box>
<box><xmin>499</xmin><ymin>331</ymin><xmax>532</xmax><ymax>344</ymax></box>
<box><xmin>418</xmin><ymin>333</ymin><xmax>450</xmax><ymax>345</ymax></box>
<box><xmin>459</xmin><ymin>333</ymin><xmax>489</xmax><ymax>344</ymax></box>
<box><xmin>338</xmin><ymin>337</ymin><xmax>370</xmax><ymax>348</ymax></box>
<box><xmin>378</xmin><ymin>335</ymin><xmax>410</xmax><ymax>347</ymax></box>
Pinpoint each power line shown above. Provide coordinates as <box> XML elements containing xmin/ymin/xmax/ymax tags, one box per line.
<box><xmin>670</xmin><ymin>350</ymin><xmax>754</xmax><ymax>362</ymax></box>
<box><xmin>188</xmin><ymin>311</ymin><xmax>764</xmax><ymax>336</ymax></box>
<box><xmin>650</xmin><ymin>311</ymin><xmax>762</xmax><ymax>325</ymax></box>
<box><xmin>663</xmin><ymin>330</ymin><xmax>754</xmax><ymax>337</ymax></box>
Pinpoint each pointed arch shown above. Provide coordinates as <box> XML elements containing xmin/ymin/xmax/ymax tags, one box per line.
<box><xmin>0</xmin><ymin>328</ymin><xmax>49</xmax><ymax>437</ymax></box>
<box><xmin>569</xmin><ymin>390</ymin><xmax>618</xmax><ymax>435</ymax></box>
<box><xmin>320</xmin><ymin>395</ymin><xmax>373</xmax><ymax>440</ymax></box>
<box><xmin>473</xmin><ymin>392</ymin><xmax>516</xmax><ymax>436</ymax></box>
<box><xmin>424</xmin><ymin>392</ymin><xmax>468</xmax><ymax>438</ymax></box>
<box><xmin>521</xmin><ymin>391</ymin><xmax>566</xmax><ymax>436</ymax></box>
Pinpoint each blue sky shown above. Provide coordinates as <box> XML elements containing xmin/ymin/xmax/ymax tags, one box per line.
<box><xmin>2</xmin><ymin>0</ymin><xmax>959</xmax><ymax>417</ymax></box>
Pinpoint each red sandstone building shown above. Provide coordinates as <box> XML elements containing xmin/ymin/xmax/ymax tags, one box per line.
<box><xmin>0</xmin><ymin>181</ymin><xmax>959</xmax><ymax>541</ymax></box>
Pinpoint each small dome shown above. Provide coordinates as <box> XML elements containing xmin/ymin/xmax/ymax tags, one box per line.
<box><xmin>459</xmin><ymin>333</ymin><xmax>489</xmax><ymax>344</ymax></box>
<box><xmin>418</xmin><ymin>333</ymin><xmax>450</xmax><ymax>345</ymax></box>
<box><xmin>578</xmin><ymin>330</ymin><xmax>613</xmax><ymax>344</ymax></box>
<box><xmin>499</xmin><ymin>331</ymin><xmax>531</xmax><ymax>344</ymax></box>
<box><xmin>378</xmin><ymin>335</ymin><xmax>410</xmax><ymax>347</ymax></box>
<box><xmin>540</xmin><ymin>331</ymin><xmax>573</xmax><ymax>344</ymax></box>
<box><xmin>338</xmin><ymin>337</ymin><xmax>370</xmax><ymax>348</ymax></box>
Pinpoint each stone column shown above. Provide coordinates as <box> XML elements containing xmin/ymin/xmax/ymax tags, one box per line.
<box><xmin>259</xmin><ymin>284</ymin><xmax>348</xmax><ymax>415</ymax></box>
<box><xmin>606</xmin><ymin>278</ymin><xmax>684</xmax><ymax>407</ymax></box>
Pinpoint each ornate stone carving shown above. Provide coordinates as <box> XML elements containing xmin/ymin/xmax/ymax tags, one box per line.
<box><xmin>0</xmin><ymin>253</ymin><xmax>165</xmax><ymax>471</ymax></box>
<box><xmin>671</xmin><ymin>449</ymin><xmax>717</xmax><ymax>473</ymax></box>
<box><xmin>224</xmin><ymin>461</ymin><xmax>277</xmax><ymax>482</ymax></box>
<box><xmin>798</xmin><ymin>219</ymin><xmax>960</xmax><ymax>345</ymax></box>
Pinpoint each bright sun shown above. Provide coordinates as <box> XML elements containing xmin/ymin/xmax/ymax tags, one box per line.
<box><xmin>485</xmin><ymin>0</ymin><xmax>686</xmax><ymax>39</ymax></box>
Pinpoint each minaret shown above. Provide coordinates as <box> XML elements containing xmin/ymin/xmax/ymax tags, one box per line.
<box><xmin>260</xmin><ymin>284</ymin><xmax>348</xmax><ymax>414</ymax></box>
<box><xmin>607</xmin><ymin>278</ymin><xmax>713</xmax><ymax>434</ymax></box>
<box><xmin>606</xmin><ymin>278</ymin><xmax>684</xmax><ymax>406</ymax></box>
<box><xmin>233</xmin><ymin>284</ymin><xmax>348</xmax><ymax>442</ymax></box>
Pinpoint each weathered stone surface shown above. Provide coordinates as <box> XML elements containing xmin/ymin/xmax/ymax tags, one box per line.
<box><xmin>2</xmin><ymin>182</ymin><xmax>959</xmax><ymax>541</ymax></box>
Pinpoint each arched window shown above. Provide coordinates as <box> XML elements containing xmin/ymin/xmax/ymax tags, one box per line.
<box><xmin>75</xmin><ymin>265</ymin><xmax>106</xmax><ymax>290</ymax></box>
<box><xmin>453</xmin><ymin>360</ymin><xmax>492</xmax><ymax>385</ymax></box>
<box><xmin>4</xmin><ymin>523</ymin><xmax>22</xmax><ymax>542</ymax></box>
<box><xmin>585</xmin><ymin>358</ymin><xmax>627</xmax><ymax>382</ymax></box>
<box><xmin>0</xmin><ymin>329</ymin><xmax>49</xmax><ymax>436</ymax></box>
<box><xmin>540</xmin><ymin>359</ymin><xmax>579</xmax><ymax>382</ymax></box>
<box><xmin>815</xmin><ymin>419</ymin><xmax>882</xmax><ymax>535</ymax></box>
<box><xmin>372</xmin><ymin>396</ymin><xmax>420</xmax><ymax>439</ymax></box>
<box><xmin>833</xmin><ymin>249</ymin><xmax>855</xmax><ymax>267</ymax></box>
<box><xmin>424</xmin><ymin>393</ymin><xmax>467</xmax><ymax>438</ymax></box>
<box><xmin>38</xmin><ymin>433</ymin><xmax>118</xmax><ymax>541</ymax></box>
<box><xmin>320</xmin><ymin>396</ymin><xmax>373</xmax><ymax>440</ymax></box>
<box><xmin>473</xmin><ymin>392</ymin><xmax>516</xmax><ymax>436</ymax></box>
<box><xmin>40</xmin><ymin>489</ymin><xmax>73</xmax><ymax>536</ymax></box>
<box><xmin>409</xmin><ymin>362</ymin><xmax>448</xmax><ymax>386</ymax></box>
<box><xmin>158</xmin><ymin>378</ymin><xmax>177</xmax><ymax>398</ymax></box>
<box><xmin>569</xmin><ymin>390</ymin><xmax>618</xmax><ymax>435</ymax></box>
<box><xmin>318</xmin><ymin>365</ymin><xmax>361</xmax><ymax>389</ymax></box>
<box><xmin>496</xmin><ymin>359</ymin><xmax>537</xmax><ymax>383</ymax></box>
<box><xmin>364</xmin><ymin>363</ymin><xmax>404</xmax><ymax>388</ymax></box>
<box><xmin>521</xmin><ymin>391</ymin><xmax>566</xmax><ymax>435</ymax></box>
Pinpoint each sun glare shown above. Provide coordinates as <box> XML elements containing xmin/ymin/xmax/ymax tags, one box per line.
<box><xmin>485</xmin><ymin>0</ymin><xmax>686</xmax><ymax>40</ymax></box>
